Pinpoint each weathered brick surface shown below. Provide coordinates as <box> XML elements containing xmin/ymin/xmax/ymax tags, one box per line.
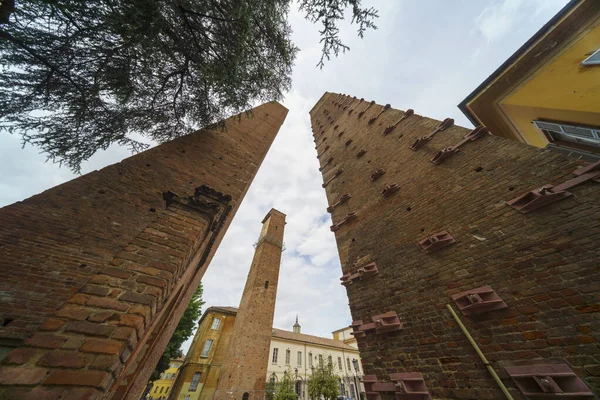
<box><xmin>312</xmin><ymin>93</ymin><xmax>600</xmax><ymax>399</ymax></box>
<box><xmin>216</xmin><ymin>210</ymin><xmax>286</xmax><ymax>397</ymax></box>
<box><xmin>0</xmin><ymin>102</ymin><xmax>287</xmax><ymax>399</ymax></box>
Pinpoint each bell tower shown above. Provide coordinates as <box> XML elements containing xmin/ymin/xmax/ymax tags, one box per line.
<box><xmin>216</xmin><ymin>208</ymin><xmax>286</xmax><ymax>398</ymax></box>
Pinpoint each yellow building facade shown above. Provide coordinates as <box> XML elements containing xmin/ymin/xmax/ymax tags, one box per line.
<box><xmin>145</xmin><ymin>358</ymin><xmax>183</xmax><ymax>400</ymax></box>
<box><xmin>169</xmin><ymin>306</ymin><xmax>238</xmax><ymax>400</ymax></box>
<box><xmin>459</xmin><ymin>0</ymin><xmax>600</xmax><ymax>161</ymax></box>
<box><xmin>170</xmin><ymin>308</ymin><xmax>365</xmax><ymax>400</ymax></box>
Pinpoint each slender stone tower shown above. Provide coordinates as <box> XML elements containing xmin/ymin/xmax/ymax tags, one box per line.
<box><xmin>216</xmin><ymin>209</ymin><xmax>286</xmax><ymax>399</ymax></box>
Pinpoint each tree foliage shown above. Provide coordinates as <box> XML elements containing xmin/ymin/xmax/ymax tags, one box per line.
<box><xmin>265</xmin><ymin>377</ymin><xmax>277</xmax><ymax>400</ymax></box>
<box><xmin>150</xmin><ymin>283</ymin><xmax>205</xmax><ymax>382</ymax></box>
<box><xmin>275</xmin><ymin>368</ymin><xmax>298</xmax><ymax>400</ymax></box>
<box><xmin>0</xmin><ymin>0</ymin><xmax>377</xmax><ymax>172</ymax></box>
<box><xmin>308</xmin><ymin>356</ymin><xmax>340</xmax><ymax>400</ymax></box>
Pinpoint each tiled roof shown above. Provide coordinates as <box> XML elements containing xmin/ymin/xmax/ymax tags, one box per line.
<box><xmin>199</xmin><ymin>306</ymin><xmax>356</xmax><ymax>351</ymax></box>
<box><xmin>271</xmin><ymin>328</ymin><xmax>357</xmax><ymax>351</ymax></box>
<box><xmin>207</xmin><ymin>306</ymin><xmax>238</xmax><ymax>314</ymax></box>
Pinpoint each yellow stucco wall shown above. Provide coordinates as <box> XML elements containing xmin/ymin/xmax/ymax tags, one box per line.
<box><xmin>146</xmin><ymin>360</ymin><xmax>182</xmax><ymax>400</ymax></box>
<box><xmin>170</xmin><ymin>309</ymin><xmax>237</xmax><ymax>400</ymax></box>
<box><xmin>500</xmin><ymin>21</ymin><xmax>600</xmax><ymax>147</ymax></box>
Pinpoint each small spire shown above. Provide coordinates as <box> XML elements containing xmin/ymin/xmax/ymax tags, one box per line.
<box><xmin>293</xmin><ymin>315</ymin><xmax>301</xmax><ymax>333</ymax></box>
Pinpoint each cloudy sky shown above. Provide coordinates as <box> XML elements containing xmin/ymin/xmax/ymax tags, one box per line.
<box><xmin>0</xmin><ymin>0</ymin><xmax>569</xmax><ymax>351</ymax></box>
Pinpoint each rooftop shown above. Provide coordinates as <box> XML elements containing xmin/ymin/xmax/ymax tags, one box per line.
<box><xmin>272</xmin><ymin>328</ymin><xmax>356</xmax><ymax>351</ymax></box>
<box><xmin>202</xmin><ymin>306</ymin><xmax>356</xmax><ymax>351</ymax></box>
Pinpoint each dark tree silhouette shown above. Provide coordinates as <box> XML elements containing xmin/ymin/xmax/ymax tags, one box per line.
<box><xmin>0</xmin><ymin>0</ymin><xmax>377</xmax><ymax>171</ymax></box>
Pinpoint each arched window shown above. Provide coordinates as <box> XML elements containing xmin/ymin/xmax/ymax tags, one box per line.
<box><xmin>295</xmin><ymin>380</ymin><xmax>302</xmax><ymax>396</ymax></box>
<box><xmin>242</xmin><ymin>393</ymin><xmax>249</xmax><ymax>400</ymax></box>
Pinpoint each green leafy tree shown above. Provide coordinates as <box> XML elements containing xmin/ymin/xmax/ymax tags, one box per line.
<box><xmin>150</xmin><ymin>283</ymin><xmax>205</xmax><ymax>382</ymax></box>
<box><xmin>275</xmin><ymin>368</ymin><xmax>298</xmax><ymax>400</ymax></box>
<box><xmin>265</xmin><ymin>377</ymin><xmax>277</xmax><ymax>400</ymax></box>
<box><xmin>308</xmin><ymin>355</ymin><xmax>340</xmax><ymax>400</ymax></box>
<box><xmin>0</xmin><ymin>0</ymin><xmax>378</xmax><ymax>172</ymax></box>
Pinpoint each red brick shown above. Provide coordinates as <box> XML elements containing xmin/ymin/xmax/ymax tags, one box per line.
<box><xmin>65</xmin><ymin>321</ymin><xmax>116</xmax><ymax>337</ymax></box>
<box><xmin>79</xmin><ymin>284</ymin><xmax>110</xmax><ymax>297</ymax></box>
<box><xmin>62</xmin><ymin>388</ymin><xmax>102</xmax><ymax>400</ymax></box>
<box><xmin>0</xmin><ymin>366</ymin><xmax>48</xmax><ymax>384</ymax></box>
<box><xmin>45</xmin><ymin>369</ymin><xmax>112</xmax><ymax>389</ymax></box>
<box><xmin>0</xmin><ymin>387</ymin><xmax>63</xmax><ymax>400</ymax></box>
<box><xmin>577</xmin><ymin>326</ymin><xmax>592</xmax><ymax>334</ymax></box>
<box><xmin>24</xmin><ymin>333</ymin><xmax>67</xmax><ymax>349</ymax></box>
<box><xmin>101</xmin><ymin>267</ymin><xmax>134</xmax><ymax>280</ymax></box>
<box><xmin>80</xmin><ymin>338</ymin><xmax>124</xmax><ymax>355</ymax></box>
<box><xmin>86</xmin><ymin>296</ymin><xmax>129</xmax><ymax>312</ymax></box>
<box><xmin>119</xmin><ymin>291</ymin><xmax>155</xmax><ymax>306</ymax></box>
<box><xmin>89</xmin><ymin>275</ymin><xmax>109</xmax><ymax>286</ymax></box>
<box><xmin>87</xmin><ymin>311</ymin><xmax>115</xmax><ymax>323</ymax></box>
<box><xmin>61</xmin><ymin>336</ymin><xmax>85</xmax><ymax>350</ymax></box>
<box><xmin>89</xmin><ymin>355</ymin><xmax>120</xmax><ymax>372</ymax></box>
<box><xmin>39</xmin><ymin>318</ymin><xmax>66</xmax><ymax>332</ymax></box>
<box><xmin>578</xmin><ymin>335</ymin><xmax>596</xmax><ymax>344</ymax></box>
<box><xmin>136</xmin><ymin>274</ymin><xmax>167</xmax><ymax>288</ymax></box>
<box><xmin>517</xmin><ymin>305</ymin><xmax>537</xmax><ymax>315</ymax></box>
<box><xmin>148</xmin><ymin>260</ymin><xmax>176</xmax><ymax>273</ymax></box>
<box><xmin>68</xmin><ymin>293</ymin><xmax>89</xmax><ymax>305</ymax></box>
<box><xmin>37</xmin><ymin>351</ymin><xmax>93</xmax><ymax>369</ymax></box>
<box><xmin>112</xmin><ymin>327</ymin><xmax>138</xmax><ymax>349</ymax></box>
<box><xmin>575</xmin><ymin>305</ymin><xmax>600</xmax><ymax>314</ymax></box>
<box><xmin>55</xmin><ymin>305</ymin><xmax>93</xmax><ymax>321</ymax></box>
<box><xmin>3</xmin><ymin>348</ymin><xmax>38</xmax><ymax>365</ymax></box>
<box><xmin>114</xmin><ymin>313</ymin><xmax>144</xmax><ymax>330</ymax></box>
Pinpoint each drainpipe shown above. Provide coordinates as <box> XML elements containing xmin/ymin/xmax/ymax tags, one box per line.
<box><xmin>304</xmin><ymin>342</ymin><xmax>307</xmax><ymax>400</ymax></box>
<box><xmin>446</xmin><ymin>304</ymin><xmax>514</xmax><ymax>400</ymax></box>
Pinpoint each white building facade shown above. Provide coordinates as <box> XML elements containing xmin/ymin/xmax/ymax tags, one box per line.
<box><xmin>266</xmin><ymin>319</ymin><xmax>364</xmax><ymax>399</ymax></box>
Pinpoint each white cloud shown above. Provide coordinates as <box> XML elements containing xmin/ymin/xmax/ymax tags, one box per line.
<box><xmin>475</xmin><ymin>0</ymin><xmax>569</xmax><ymax>43</ymax></box>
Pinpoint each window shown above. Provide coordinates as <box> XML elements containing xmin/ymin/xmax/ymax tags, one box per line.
<box><xmin>272</xmin><ymin>348</ymin><xmax>279</xmax><ymax>364</ymax></box>
<box><xmin>189</xmin><ymin>372</ymin><xmax>201</xmax><ymax>392</ymax></box>
<box><xmin>154</xmin><ymin>387</ymin><xmax>158</xmax><ymax>393</ymax></box>
<box><xmin>347</xmin><ymin>357</ymin><xmax>351</xmax><ymax>370</ymax></box>
<box><xmin>297</xmin><ymin>351</ymin><xmax>302</xmax><ymax>366</ymax></box>
<box><xmin>166</xmin><ymin>387</ymin><xmax>169</xmax><ymax>394</ymax></box>
<box><xmin>185</xmin><ymin>396</ymin><xmax>190</xmax><ymax>400</ymax></box>
<box><xmin>582</xmin><ymin>48</ymin><xmax>600</xmax><ymax>66</ymax></box>
<box><xmin>338</xmin><ymin>357</ymin><xmax>343</xmax><ymax>370</ymax></box>
<box><xmin>308</xmin><ymin>352</ymin><xmax>313</xmax><ymax>368</ymax></box>
<box><xmin>328</xmin><ymin>355</ymin><xmax>332</xmax><ymax>366</ymax></box>
<box><xmin>285</xmin><ymin>349</ymin><xmax>290</xmax><ymax>365</ymax></box>
<box><xmin>159</xmin><ymin>387</ymin><xmax>164</xmax><ymax>393</ymax></box>
<box><xmin>353</xmin><ymin>359</ymin><xmax>360</xmax><ymax>373</ymax></box>
<box><xmin>211</xmin><ymin>318</ymin><xmax>221</xmax><ymax>330</ymax></box>
<box><xmin>318</xmin><ymin>354</ymin><xmax>323</xmax><ymax>366</ymax></box>
<box><xmin>201</xmin><ymin>339</ymin><xmax>213</xmax><ymax>357</ymax></box>
<box><xmin>533</xmin><ymin>120</ymin><xmax>600</xmax><ymax>150</ymax></box>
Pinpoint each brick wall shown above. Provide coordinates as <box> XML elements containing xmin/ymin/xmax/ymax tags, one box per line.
<box><xmin>216</xmin><ymin>209</ymin><xmax>286</xmax><ymax>398</ymax></box>
<box><xmin>0</xmin><ymin>102</ymin><xmax>287</xmax><ymax>400</ymax></box>
<box><xmin>311</xmin><ymin>93</ymin><xmax>600</xmax><ymax>399</ymax></box>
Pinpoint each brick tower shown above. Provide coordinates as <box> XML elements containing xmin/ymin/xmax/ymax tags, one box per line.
<box><xmin>216</xmin><ymin>208</ymin><xmax>286</xmax><ymax>399</ymax></box>
<box><xmin>311</xmin><ymin>93</ymin><xmax>600</xmax><ymax>399</ymax></box>
<box><xmin>0</xmin><ymin>102</ymin><xmax>287</xmax><ymax>400</ymax></box>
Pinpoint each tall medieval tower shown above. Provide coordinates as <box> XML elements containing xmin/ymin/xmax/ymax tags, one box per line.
<box><xmin>311</xmin><ymin>92</ymin><xmax>600</xmax><ymax>399</ymax></box>
<box><xmin>0</xmin><ymin>103</ymin><xmax>287</xmax><ymax>400</ymax></box>
<box><xmin>216</xmin><ymin>209</ymin><xmax>286</xmax><ymax>399</ymax></box>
